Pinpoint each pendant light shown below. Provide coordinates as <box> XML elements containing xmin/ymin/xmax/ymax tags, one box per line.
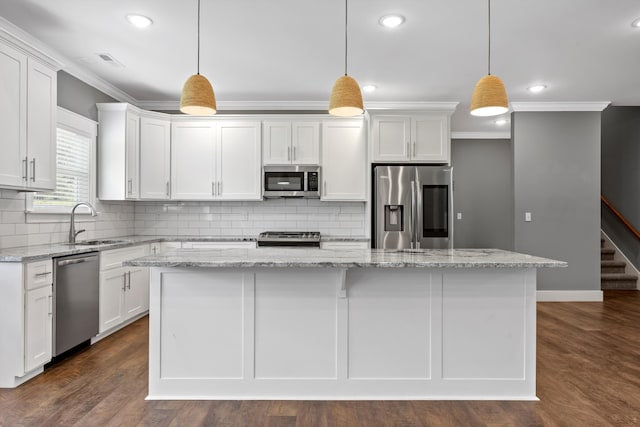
<box><xmin>329</xmin><ymin>0</ymin><xmax>364</xmax><ymax>116</ymax></box>
<box><xmin>180</xmin><ymin>0</ymin><xmax>216</xmax><ymax>115</ymax></box>
<box><xmin>470</xmin><ymin>0</ymin><xmax>508</xmax><ymax>117</ymax></box>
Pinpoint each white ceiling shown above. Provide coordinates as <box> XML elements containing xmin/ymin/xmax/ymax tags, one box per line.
<box><xmin>1</xmin><ymin>0</ymin><xmax>638</xmax><ymax>134</ymax></box>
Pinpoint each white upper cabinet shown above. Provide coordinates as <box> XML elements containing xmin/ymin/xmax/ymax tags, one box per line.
<box><xmin>0</xmin><ymin>39</ymin><xmax>58</xmax><ymax>191</ymax></box>
<box><xmin>321</xmin><ymin>119</ymin><xmax>366</xmax><ymax>201</ymax></box>
<box><xmin>372</xmin><ymin>113</ymin><xmax>450</xmax><ymax>164</ymax></box>
<box><xmin>217</xmin><ymin>121</ymin><xmax>262</xmax><ymax>200</ymax></box>
<box><xmin>263</xmin><ymin>120</ymin><xmax>319</xmax><ymax>165</ymax></box>
<box><xmin>171</xmin><ymin>121</ymin><xmax>217</xmax><ymax>200</ymax></box>
<box><xmin>139</xmin><ymin>116</ymin><xmax>171</xmax><ymax>200</ymax></box>
<box><xmin>97</xmin><ymin>103</ymin><xmax>145</xmax><ymax>200</ymax></box>
<box><xmin>171</xmin><ymin>119</ymin><xmax>261</xmax><ymax>201</ymax></box>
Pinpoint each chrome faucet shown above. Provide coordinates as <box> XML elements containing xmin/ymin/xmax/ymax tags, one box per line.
<box><xmin>69</xmin><ymin>202</ymin><xmax>97</xmax><ymax>244</ymax></box>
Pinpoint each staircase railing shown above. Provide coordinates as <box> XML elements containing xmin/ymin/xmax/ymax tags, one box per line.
<box><xmin>601</xmin><ymin>194</ymin><xmax>640</xmax><ymax>240</ymax></box>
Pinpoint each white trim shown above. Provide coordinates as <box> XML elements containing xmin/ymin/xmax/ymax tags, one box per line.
<box><xmin>451</xmin><ymin>131</ymin><xmax>511</xmax><ymax>140</ymax></box>
<box><xmin>601</xmin><ymin>230</ymin><xmax>640</xmax><ymax>289</ymax></box>
<box><xmin>62</xmin><ymin>64</ymin><xmax>137</xmax><ymax>104</ymax></box>
<box><xmin>536</xmin><ymin>290</ymin><xmax>603</xmax><ymax>302</ymax></box>
<box><xmin>0</xmin><ymin>17</ymin><xmax>62</xmax><ymax>70</ymax></box>
<box><xmin>511</xmin><ymin>102</ymin><xmax>610</xmax><ymax>112</ymax></box>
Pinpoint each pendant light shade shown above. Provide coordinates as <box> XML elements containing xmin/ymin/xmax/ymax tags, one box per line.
<box><xmin>180</xmin><ymin>74</ymin><xmax>216</xmax><ymax>115</ymax></box>
<box><xmin>329</xmin><ymin>0</ymin><xmax>364</xmax><ymax>116</ymax></box>
<box><xmin>470</xmin><ymin>75</ymin><xmax>508</xmax><ymax>117</ymax></box>
<box><xmin>329</xmin><ymin>75</ymin><xmax>364</xmax><ymax>116</ymax></box>
<box><xmin>180</xmin><ymin>0</ymin><xmax>217</xmax><ymax>116</ymax></box>
<box><xmin>470</xmin><ymin>0</ymin><xmax>508</xmax><ymax>117</ymax></box>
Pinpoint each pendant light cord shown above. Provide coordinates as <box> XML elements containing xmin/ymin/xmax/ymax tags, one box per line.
<box><xmin>487</xmin><ymin>0</ymin><xmax>491</xmax><ymax>75</ymax></box>
<box><xmin>197</xmin><ymin>0</ymin><xmax>201</xmax><ymax>75</ymax></box>
<box><xmin>344</xmin><ymin>0</ymin><xmax>348</xmax><ymax>76</ymax></box>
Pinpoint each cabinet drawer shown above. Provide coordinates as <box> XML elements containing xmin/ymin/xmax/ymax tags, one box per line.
<box><xmin>100</xmin><ymin>245</ymin><xmax>149</xmax><ymax>271</ymax></box>
<box><xmin>25</xmin><ymin>260</ymin><xmax>53</xmax><ymax>290</ymax></box>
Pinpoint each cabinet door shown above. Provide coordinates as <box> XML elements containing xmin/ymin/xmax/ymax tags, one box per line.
<box><xmin>412</xmin><ymin>114</ymin><xmax>449</xmax><ymax>163</ymax></box>
<box><xmin>292</xmin><ymin>121</ymin><xmax>320</xmax><ymax>165</ymax></box>
<box><xmin>123</xmin><ymin>267</ymin><xmax>149</xmax><ymax>319</ymax></box>
<box><xmin>0</xmin><ymin>42</ymin><xmax>27</xmax><ymax>188</ymax></box>
<box><xmin>25</xmin><ymin>285</ymin><xmax>52</xmax><ymax>372</ymax></box>
<box><xmin>321</xmin><ymin>120</ymin><xmax>366</xmax><ymax>201</ymax></box>
<box><xmin>26</xmin><ymin>59</ymin><xmax>57</xmax><ymax>191</ymax></box>
<box><xmin>140</xmin><ymin>117</ymin><xmax>171</xmax><ymax>199</ymax></box>
<box><xmin>217</xmin><ymin>121</ymin><xmax>262</xmax><ymax>200</ymax></box>
<box><xmin>171</xmin><ymin>122</ymin><xmax>216</xmax><ymax>200</ymax></box>
<box><xmin>263</xmin><ymin>121</ymin><xmax>291</xmax><ymax>165</ymax></box>
<box><xmin>372</xmin><ymin>116</ymin><xmax>411</xmax><ymax>162</ymax></box>
<box><xmin>99</xmin><ymin>267</ymin><xmax>126</xmax><ymax>333</ymax></box>
<box><xmin>125</xmin><ymin>111</ymin><xmax>140</xmax><ymax>199</ymax></box>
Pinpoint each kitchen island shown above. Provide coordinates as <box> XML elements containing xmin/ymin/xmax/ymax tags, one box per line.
<box><xmin>126</xmin><ymin>248</ymin><xmax>565</xmax><ymax>400</ymax></box>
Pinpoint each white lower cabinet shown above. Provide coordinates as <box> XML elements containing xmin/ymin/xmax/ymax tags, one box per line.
<box><xmin>98</xmin><ymin>245</ymin><xmax>150</xmax><ymax>335</ymax></box>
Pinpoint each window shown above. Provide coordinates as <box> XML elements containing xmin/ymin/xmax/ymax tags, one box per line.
<box><xmin>27</xmin><ymin>107</ymin><xmax>97</xmax><ymax>214</ymax></box>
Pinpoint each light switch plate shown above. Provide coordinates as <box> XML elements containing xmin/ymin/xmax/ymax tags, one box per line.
<box><xmin>525</xmin><ymin>212</ymin><xmax>532</xmax><ymax>222</ymax></box>
<box><xmin>457</xmin><ymin>212</ymin><xmax>462</xmax><ymax>220</ymax></box>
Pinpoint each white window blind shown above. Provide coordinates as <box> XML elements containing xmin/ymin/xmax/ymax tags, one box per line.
<box><xmin>33</xmin><ymin>128</ymin><xmax>91</xmax><ymax>208</ymax></box>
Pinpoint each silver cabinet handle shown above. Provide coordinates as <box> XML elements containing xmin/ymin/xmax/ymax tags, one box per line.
<box><xmin>293</xmin><ymin>145</ymin><xmax>296</xmax><ymax>161</ymax></box>
<box><xmin>31</xmin><ymin>158</ymin><xmax>36</xmax><ymax>182</ymax></box>
<box><xmin>22</xmin><ymin>157</ymin><xmax>28</xmax><ymax>180</ymax></box>
<box><xmin>287</xmin><ymin>146</ymin><xmax>291</xmax><ymax>161</ymax></box>
<box><xmin>218</xmin><ymin>181</ymin><xmax>221</xmax><ymax>195</ymax></box>
<box><xmin>35</xmin><ymin>271</ymin><xmax>52</xmax><ymax>277</ymax></box>
<box><xmin>212</xmin><ymin>181</ymin><xmax>216</xmax><ymax>196</ymax></box>
<box><xmin>166</xmin><ymin>181</ymin><xmax>170</xmax><ymax>197</ymax></box>
<box><xmin>410</xmin><ymin>180</ymin><xmax>416</xmax><ymax>249</ymax></box>
<box><xmin>413</xmin><ymin>142</ymin><xmax>416</xmax><ymax>157</ymax></box>
<box><xmin>122</xmin><ymin>272</ymin><xmax>127</xmax><ymax>291</ymax></box>
<box><xmin>127</xmin><ymin>271</ymin><xmax>131</xmax><ymax>290</ymax></box>
<box><xmin>323</xmin><ymin>180</ymin><xmax>327</xmax><ymax>195</ymax></box>
<box><xmin>48</xmin><ymin>295</ymin><xmax>53</xmax><ymax>316</ymax></box>
<box><xmin>127</xmin><ymin>179</ymin><xmax>132</xmax><ymax>194</ymax></box>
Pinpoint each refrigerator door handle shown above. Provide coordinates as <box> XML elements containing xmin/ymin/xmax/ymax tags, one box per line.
<box><xmin>410</xmin><ymin>180</ymin><xmax>416</xmax><ymax>249</ymax></box>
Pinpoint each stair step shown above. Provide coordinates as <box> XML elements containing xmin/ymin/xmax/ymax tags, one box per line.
<box><xmin>601</xmin><ymin>273</ymin><xmax>638</xmax><ymax>290</ymax></box>
<box><xmin>601</xmin><ymin>238</ymin><xmax>605</xmax><ymax>248</ymax></box>
<box><xmin>601</xmin><ymin>260</ymin><xmax>626</xmax><ymax>274</ymax></box>
<box><xmin>601</xmin><ymin>248</ymin><xmax>615</xmax><ymax>261</ymax></box>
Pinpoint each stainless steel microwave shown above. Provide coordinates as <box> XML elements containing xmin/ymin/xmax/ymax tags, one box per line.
<box><xmin>263</xmin><ymin>166</ymin><xmax>320</xmax><ymax>198</ymax></box>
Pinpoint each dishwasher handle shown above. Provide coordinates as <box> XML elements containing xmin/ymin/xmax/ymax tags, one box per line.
<box><xmin>58</xmin><ymin>258</ymin><xmax>87</xmax><ymax>267</ymax></box>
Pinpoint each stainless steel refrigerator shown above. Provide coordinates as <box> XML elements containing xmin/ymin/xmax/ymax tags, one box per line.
<box><xmin>373</xmin><ymin>165</ymin><xmax>453</xmax><ymax>249</ymax></box>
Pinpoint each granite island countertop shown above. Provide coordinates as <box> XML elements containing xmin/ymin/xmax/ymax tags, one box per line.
<box><xmin>124</xmin><ymin>247</ymin><xmax>567</xmax><ymax>269</ymax></box>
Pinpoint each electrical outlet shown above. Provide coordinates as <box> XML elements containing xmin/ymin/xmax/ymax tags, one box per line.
<box><xmin>525</xmin><ymin>212</ymin><xmax>532</xmax><ymax>222</ymax></box>
<box><xmin>456</xmin><ymin>212</ymin><xmax>462</xmax><ymax>220</ymax></box>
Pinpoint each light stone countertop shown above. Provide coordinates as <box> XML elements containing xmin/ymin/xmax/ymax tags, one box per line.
<box><xmin>0</xmin><ymin>235</ymin><xmax>370</xmax><ymax>262</ymax></box>
<box><xmin>124</xmin><ymin>247</ymin><xmax>566</xmax><ymax>269</ymax></box>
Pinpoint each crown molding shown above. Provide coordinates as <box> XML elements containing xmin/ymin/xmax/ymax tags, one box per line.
<box><xmin>0</xmin><ymin>16</ymin><xmax>63</xmax><ymax>70</ymax></box>
<box><xmin>366</xmin><ymin>101</ymin><xmax>459</xmax><ymax>113</ymax></box>
<box><xmin>510</xmin><ymin>102</ymin><xmax>611</xmax><ymax>112</ymax></box>
<box><xmin>0</xmin><ymin>16</ymin><xmax>136</xmax><ymax>104</ymax></box>
<box><xmin>451</xmin><ymin>131</ymin><xmax>511</xmax><ymax>140</ymax></box>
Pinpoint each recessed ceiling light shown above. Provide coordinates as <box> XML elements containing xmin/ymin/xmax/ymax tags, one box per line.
<box><xmin>632</xmin><ymin>18</ymin><xmax>640</xmax><ymax>28</ymax></box>
<box><xmin>127</xmin><ymin>14</ymin><xmax>153</xmax><ymax>28</ymax></box>
<box><xmin>495</xmin><ymin>118</ymin><xmax>508</xmax><ymax>125</ymax></box>
<box><xmin>379</xmin><ymin>14</ymin><xmax>405</xmax><ymax>28</ymax></box>
<box><xmin>362</xmin><ymin>85</ymin><xmax>377</xmax><ymax>93</ymax></box>
<box><xmin>527</xmin><ymin>85</ymin><xmax>547</xmax><ymax>93</ymax></box>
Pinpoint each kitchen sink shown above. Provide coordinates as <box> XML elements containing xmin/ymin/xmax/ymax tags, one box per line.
<box><xmin>72</xmin><ymin>239</ymin><xmax>127</xmax><ymax>246</ymax></box>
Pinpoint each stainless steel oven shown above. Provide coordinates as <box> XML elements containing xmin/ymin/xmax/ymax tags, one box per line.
<box><xmin>263</xmin><ymin>166</ymin><xmax>320</xmax><ymax>198</ymax></box>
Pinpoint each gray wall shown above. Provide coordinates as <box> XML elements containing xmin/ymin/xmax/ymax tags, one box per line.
<box><xmin>512</xmin><ymin>112</ymin><xmax>601</xmax><ymax>291</ymax></box>
<box><xmin>601</xmin><ymin>106</ymin><xmax>640</xmax><ymax>270</ymax></box>
<box><xmin>57</xmin><ymin>71</ymin><xmax>116</xmax><ymax>121</ymax></box>
<box><xmin>451</xmin><ymin>139</ymin><xmax>513</xmax><ymax>250</ymax></box>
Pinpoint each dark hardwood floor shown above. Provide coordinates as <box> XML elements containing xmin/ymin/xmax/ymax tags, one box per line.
<box><xmin>1</xmin><ymin>290</ymin><xmax>639</xmax><ymax>426</ymax></box>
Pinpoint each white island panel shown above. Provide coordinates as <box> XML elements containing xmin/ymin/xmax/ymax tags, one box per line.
<box><xmin>442</xmin><ymin>269</ymin><xmax>533</xmax><ymax>381</ymax></box>
<box><xmin>254</xmin><ymin>269</ymin><xmax>339</xmax><ymax>379</ymax></box>
<box><xmin>159</xmin><ymin>270</ymin><xmax>247</xmax><ymax>379</ymax></box>
<box><xmin>347</xmin><ymin>269</ymin><xmax>434</xmax><ymax>380</ymax></box>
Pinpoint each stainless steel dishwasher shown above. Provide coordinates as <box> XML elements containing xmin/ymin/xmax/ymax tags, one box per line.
<box><xmin>53</xmin><ymin>252</ymin><xmax>99</xmax><ymax>356</ymax></box>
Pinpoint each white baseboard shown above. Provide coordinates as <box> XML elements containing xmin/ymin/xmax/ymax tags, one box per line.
<box><xmin>536</xmin><ymin>290</ymin><xmax>603</xmax><ymax>302</ymax></box>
